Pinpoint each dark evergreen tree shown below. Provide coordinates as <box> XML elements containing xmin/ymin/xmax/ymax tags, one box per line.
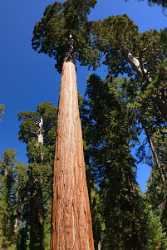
<box><xmin>32</xmin><ymin>0</ymin><xmax>99</xmax><ymax>72</ymax></box>
<box><xmin>147</xmin><ymin>128</ymin><xmax>167</xmax><ymax>233</ymax></box>
<box><xmin>81</xmin><ymin>74</ymin><xmax>149</xmax><ymax>249</ymax></box>
<box><xmin>0</xmin><ymin>150</ymin><xmax>17</xmax><ymax>250</ymax></box>
<box><xmin>15</xmin><ymin>163</ymin><xmax>29</xmax><ymax>250</ymax></box>
<box><xmin>17</xmin><ymin>102</ymin><xmax>57</xmax><ymax>250</ymax></box>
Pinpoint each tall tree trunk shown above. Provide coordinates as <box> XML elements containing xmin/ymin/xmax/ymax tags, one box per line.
<box><xmin>51</xmin><ymin>61</ymin><xmax>94</xmax><ymax>250</ymax></box>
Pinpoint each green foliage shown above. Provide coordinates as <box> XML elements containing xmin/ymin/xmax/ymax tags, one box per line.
<box><xmin>92</xmin><ymin>14</ymin><xmax>138</xmax><ymax>54</ymax></box>
<box><xmin>32</xmin><ymin>0</ymin><xmax>99</xmax><ymax>72</ymax></box>
<box><xmin>147</xmin><ymin>128</ymin><xmax>167</xmax><ymax>238</ymax></box>
<box><xmin>0</xmin><ymin>149</ymin><xmax>17</xmax><ymax>250</ymax></box>
<box><xmin>18</xmin><ymin>102</ymin><xmax>57</xmax><ymax>164</ymax></box>
<box><xmin>27</xmin><ymin>164</ymin><xmax>44</xmax><ymax>250</ymax></box>
<box><xmin>90</xmin><ymin>13</ymin><xmax>167</xmax><ymax>132</ymax></box>
<box><xmin>89</xmin><ymin>185</ymin><xmax>105</xmax><ymax>249</ymax></box>
<box><xmin>15</xmin><ymin>163</ymin><xmax>29</xmax><ymax>250</ymax></box>
<box><xmin>146</xmin><ymin>204</ymin><xmax>167</xmax><ymax>250</ymax></box>
<box><xmin>81</xmin><ymin>74</ymin><xmax>149</xmax><ymax>249</ymax></box>
<box><xmin>16</xmin><ymin>102</ymin><xmax>57</xmax><ymax>249</ymax></box>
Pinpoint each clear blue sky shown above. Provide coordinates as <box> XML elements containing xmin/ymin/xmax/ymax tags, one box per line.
<box><xmin>0</xmin><ymin>0</ymin><xmax>166</xmax><ymax>191</ymax></box>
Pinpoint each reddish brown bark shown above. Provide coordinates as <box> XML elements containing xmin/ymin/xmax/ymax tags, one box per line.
<box><xmin>51</xmin><ymin>61</ymin><xmax>94</xmax><ymax>250</ymax></box>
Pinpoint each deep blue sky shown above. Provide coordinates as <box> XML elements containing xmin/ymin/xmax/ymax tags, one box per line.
<box><xmin>0</xmin><ymin>0</ymin><xmax>166</xmax><ymax>191</ymax></box>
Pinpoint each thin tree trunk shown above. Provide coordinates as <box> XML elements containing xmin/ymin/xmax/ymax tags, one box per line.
<box><xmin>98</xmin><ymin>241</ymin><xmax>102</xmax><ymax>250</ymax></box>
<box><xmin>144</xmin><ymin>127</ymin><xmax>166</xmax><ymax>184</ymax></box>
<box><xmin>29</xmin><ymin>173</ymin><xmax>44</xmax><ymax>250</ymax></box>
<box><xmin>144</xmin><ymin>127</ymin><xmax>167</xmax><ymax>215</ymax></box>
<box><xmin>51</xmin><ymin>61</ymin><xmax>94</xmax><ymax>250</ymax></box>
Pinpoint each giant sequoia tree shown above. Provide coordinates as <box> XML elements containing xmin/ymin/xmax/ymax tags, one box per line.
<box><xmin>32</xmin><ymin>1</ymin><xmax>98</xmax><ymax>249</ymax></box>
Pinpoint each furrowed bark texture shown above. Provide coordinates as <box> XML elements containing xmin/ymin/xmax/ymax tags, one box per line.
<box><xmin>51</xmin><ymin>61</ymin><xmax>94</xmax><ymax>250</ymax></box>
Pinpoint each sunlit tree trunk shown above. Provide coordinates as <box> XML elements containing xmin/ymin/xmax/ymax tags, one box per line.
<box><xmin>51</xmin><ymin>61</ymin><xmax>94</xmax><ymax>250</ymax></box>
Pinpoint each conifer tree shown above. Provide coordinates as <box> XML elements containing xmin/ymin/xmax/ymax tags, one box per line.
<box><xmin>32</xmin><ymin>0</ymin><xmax>99</xmax><ymax>72</ymax></box>
<box><xmin>18</xmin><ymin>102</ymin><xmax>57</xmax><ymax>250</ymax></box>
<box><xmin>82</xmin><ymin>74</ymin><xmax>149</xmax><ymax>249</ymax></box>
<box><xmin>147</xmin><ymin>128</ymin><xmax>167</xmax><ymax>233</ymax></box>
<box><xmin>15</xmin><ymin>163</ymin><xmax>29</xmax><ymax>250</ymax></box>
<box><xmin>32</xmin><ymin>1</ymin><xmax>98</xmax><ymax>249</ymax></box>
<box><xmin>0</xmin><ymin>150</ymin><xmax>17</xmax><ymax>250</ymax></box>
